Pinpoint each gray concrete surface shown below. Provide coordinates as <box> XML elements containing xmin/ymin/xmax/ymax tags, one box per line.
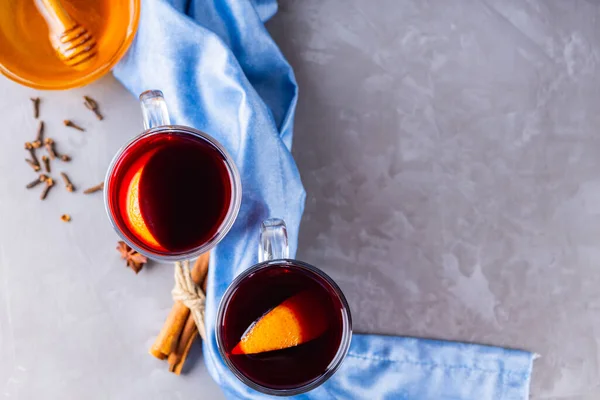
<box><xmin>1</xmin><ymin>0</ymin><xmax>600</xmax><ymax>399</ymax></box>
<box><xmin>269</xmin><ymin>1</ymin><xmax>600</xmax><ymax>398</ymax></box>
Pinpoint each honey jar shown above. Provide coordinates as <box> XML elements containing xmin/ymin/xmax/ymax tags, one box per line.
<box><xmin>0</xmin><ymin>0</ymin><xmax>140</xmax><ymax>89</ymax></box>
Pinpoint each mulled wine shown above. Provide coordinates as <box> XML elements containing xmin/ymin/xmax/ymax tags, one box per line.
<box><xmin>107</xmin><ymin>130</ymin><xmax>233</xmax><ymax>256</ymax></box>
<box><xmin>218</xmin><ymin>261</ymin><xmax>351</xmax><ymax>392</ymax></box>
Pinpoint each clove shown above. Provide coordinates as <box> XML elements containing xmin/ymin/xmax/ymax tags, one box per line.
<box><xmin>25</xmin><ymin>178</ymin><xmax>40</xmax><ymax>189</ymax></box>
<box><xmin>40</xmin><ymin>178</ymin><xmax>54</xmax><ymax>200</ymax></box>
<box><xmin>44</xmin><ymin>138</ymin><xmax>56</xmax><ymax>159</ymax></box>
<box><xmin>30</xmin><ymin>97</ymin><xmax>40</xmax><ymax>119</ymax></box>
<box><xmin>26</xmin><ymin>145</ymin><xmax>40</xmax><ymax>169</ymax></box>
<box><xmin>83</xmin><ymin>96</ymin><xmax>103</xmax><ymax>120</ymax></box>
<box><xmin>25</xmin><ymin>159</ymin><xmax>41</xmax><ymax>172</ymax></box>
<box><xmin>60</xmin><ymin>172</ymin><xmax>75</xmax><ymax>192</ymax></box>
<box><xmin>26</xmin><ymin>174</ymin><xmax>47</xmax><ymax>189</ymax></box>
<box><xmin>42</xmin><ymin>155</ymin><xmax>51</xmax><ymax>173</ymax></box>
<box><xmin>32</xmin><ymin>121</ymin><xmax>44</xmax><ymax>148</ymax></box>
<box><xmin>44</xmin><ymin>138</ymin><xmax>69</xmax><ymax>161</ymax></box>
<box><xmin>63</xmin><ymin>120</ymin><xmax>85</xmax><ymax>131</ymax></box>
<box><xmin>83</xmin><ymin>182</ymin><xmax>104</xmax><ymax>194</ymax></box>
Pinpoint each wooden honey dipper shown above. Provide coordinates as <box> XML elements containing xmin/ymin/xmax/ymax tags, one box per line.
<box><xmin>34</xmin><ymin>0</ymin><xmax>97</xmax><ymax>70</ymax></box>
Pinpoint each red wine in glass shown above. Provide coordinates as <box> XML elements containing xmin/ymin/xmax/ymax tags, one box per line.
<box><xmin>217</xmin><ymin>259</ymin><xmax>352</xmax><ymax>394</ymax></box>
<box><xmin>107</xmin><ymin>131</ymin><xmax>232</xmax><ymax>254</ymax></box>
<box><xmin>105</xmin><ymin>90</ymin><xmax>241</xmax><ymax>260</ymax></box>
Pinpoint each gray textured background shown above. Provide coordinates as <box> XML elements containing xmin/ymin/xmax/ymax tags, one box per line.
<box><xmin>271</xmin><ymin>1</ymin><xmax>600</xmax><ymax>398</ymax></box>
<box><xmin>1</xmin><ymin>0</ymin><xmax>600</xmax><ymax>398</ymax></box>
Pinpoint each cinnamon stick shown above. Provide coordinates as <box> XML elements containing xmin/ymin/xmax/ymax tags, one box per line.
<box><xmin>149</xmin><ymin>302</ymin><xmax>190</xmax><ymax>358</ymax></box>
<box><xmin>202</xmin><ymin>275</ymin><xmax>208</xmax><ymax>293</ymax></box>
<box><xmin>149</xmin><ymin>253</ymin><xmax>210</xmax><ymax>360</ymax></box>
<box><xmin>167</xmin><ymin>253</ymin><xmax>210</xmax><ymax>372</ymax></box>
<box><xmin>191</xmin><ymin>252</ymin><xmax>210</xmax><ymax>285</ymax></box>
<box><xmin>168</xmin><ymin>313</ymin><xmax>199</xmax><ymax>374</ymax></box>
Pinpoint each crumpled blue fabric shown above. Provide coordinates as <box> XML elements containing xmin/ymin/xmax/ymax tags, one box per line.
<box><xmin>113</xmin><ymin>0</ymin><xmax>534</xmax><ymax>398</ymax></box>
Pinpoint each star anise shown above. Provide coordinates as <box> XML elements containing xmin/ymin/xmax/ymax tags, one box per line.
<box><xmin>117</xmin><ymin>241</ymin><xmax>148</xmax><ymax>274</ymax></box>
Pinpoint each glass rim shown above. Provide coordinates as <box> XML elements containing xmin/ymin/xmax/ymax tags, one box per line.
<box><xmin>215</xmin><ymin>259</ymin><xmax>353</xmax><ymax>396</ymax></box>
<box><xmin>103</xmin><ymin>125</ymin><xmax>242</xmax><ymax>262</ymax></box>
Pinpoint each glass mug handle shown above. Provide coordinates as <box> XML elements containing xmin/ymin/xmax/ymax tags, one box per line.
<box><xmin>140</xmin><ymin>90</ymin><xmax>171</xmax><ymax>129</ymax></box>
<box><xmin>259</xmin><ymin>218</ymin><xmax>289</xmax><ymax>262</ymax></box>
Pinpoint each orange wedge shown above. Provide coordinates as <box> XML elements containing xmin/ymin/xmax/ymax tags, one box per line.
<box><xmin>231</xmin><ymin>290</ymin><xmax>329</xmax><ymax>355</ymax></box>
<box><xmin>121</xmin><ymin>149</ymin><xmax>162</xmax><ymax>249</ymax></box>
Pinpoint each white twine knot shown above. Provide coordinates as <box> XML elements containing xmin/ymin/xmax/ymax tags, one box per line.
<box><xmin>172</xmin><ymin>260</ymin><xmax>206</xmax><ymax>340</ymax></box>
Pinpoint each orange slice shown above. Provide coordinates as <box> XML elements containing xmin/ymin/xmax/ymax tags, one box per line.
<box><xmin>122</xmin><ymin>149</ymin><xmax>162</xmax><ymax>249</ymax></box>
<box><xmin>231</xmin><ymin>290</ymin><xmax>329</xmax><ymax>355</ymax></box>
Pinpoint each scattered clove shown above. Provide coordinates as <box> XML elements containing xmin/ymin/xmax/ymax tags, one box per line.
<box><xmin>26</xmin><ymin>174</ymin><xmax>47</xmax><ymax>189</ymax></box>
<box><xmin>32</xmin><ymin>121</ymin><xmax>44</xmax><ymax>148</ymax></box>
<box><xmin>44</xmin><ymin>138</ymin><xmax>57</xmax><ymax>160</ymax></box>
<box><xmin>61</xmin><ymin>214</ymin><xmax>71</xmax><ymax>222</ymax></box>
<box><xmin>117</xmin><ymin>241</ymin><xmax>147</xmax><ymax>273</ymax></box>
<box><xmin>40</xmin><ymin>177</ymin><xmax>54</xmax><ymax>200</ymax></box>
<box><xmin>25</xmin><ymin>179</ymin><xmax>39</xmax><ymax>189</ymax></box>
<box><xmin>30</xmin><ymin>97</ymin><xmax>40</xmax><ymax>119</ymax></box>
<box><xmin>41</xmin><ymin>155</ymin><xmax>51</xmax><ymax>173</ymax></box>
<box><xmin>25</xmin><ymin>159</ymin><xmax>41</xmax><ymax>172</ymax></box>
<box><xmin>28</xmin><ymin>146</ymin><xmax>40</xmax><ymax>170</ymax></box>
<box><xmin>60</xmin><ymin>172</ymin><xmax>75</xmax><ymax>192</ymax></box>
<box><xmin>44</xmin><ymin>138</ymin><xmax>70</xmax><ymax>161</ymax></box>
<box><xmin>63</xmin><ymin>120</ymin><xmax>85</xmax><ymax>131</ymax></box>
<box><xmin>83</xmin><ymin>181</ymin><xmax>104</xmax><ymax>194</ymax></box>
<box><xmin>83</xmin><ymin>96</ymin><xmax>103</xmax><ymax>120</ymax></box>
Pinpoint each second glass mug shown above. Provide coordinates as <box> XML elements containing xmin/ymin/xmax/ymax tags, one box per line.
<box><xmin>216</xmin><ymin>218</ymin><xmax>352</xmax><ymax>396</ymax></box>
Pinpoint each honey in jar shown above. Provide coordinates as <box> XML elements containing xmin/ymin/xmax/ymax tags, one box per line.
<box><xmin>0</xmin><ymin>0</ymin><xmax>140</xmax><ymax>89</ymax></box>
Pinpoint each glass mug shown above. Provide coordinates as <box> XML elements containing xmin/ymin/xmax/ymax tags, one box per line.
<box><xmin>104</xmin><ymin>90</ymin><xmax>242</xmax><ymax>261</ymax></box>
<box><xmin>216</xmin><ymin>218</ymin><xmax>352</xmax><ymax>396</ymax></box>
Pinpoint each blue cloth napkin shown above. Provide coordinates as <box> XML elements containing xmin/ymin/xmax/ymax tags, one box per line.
<box><xmin>113</xmin><ymin>0</ymin><xmax>535</xmax><ymax>398</ymax></box>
